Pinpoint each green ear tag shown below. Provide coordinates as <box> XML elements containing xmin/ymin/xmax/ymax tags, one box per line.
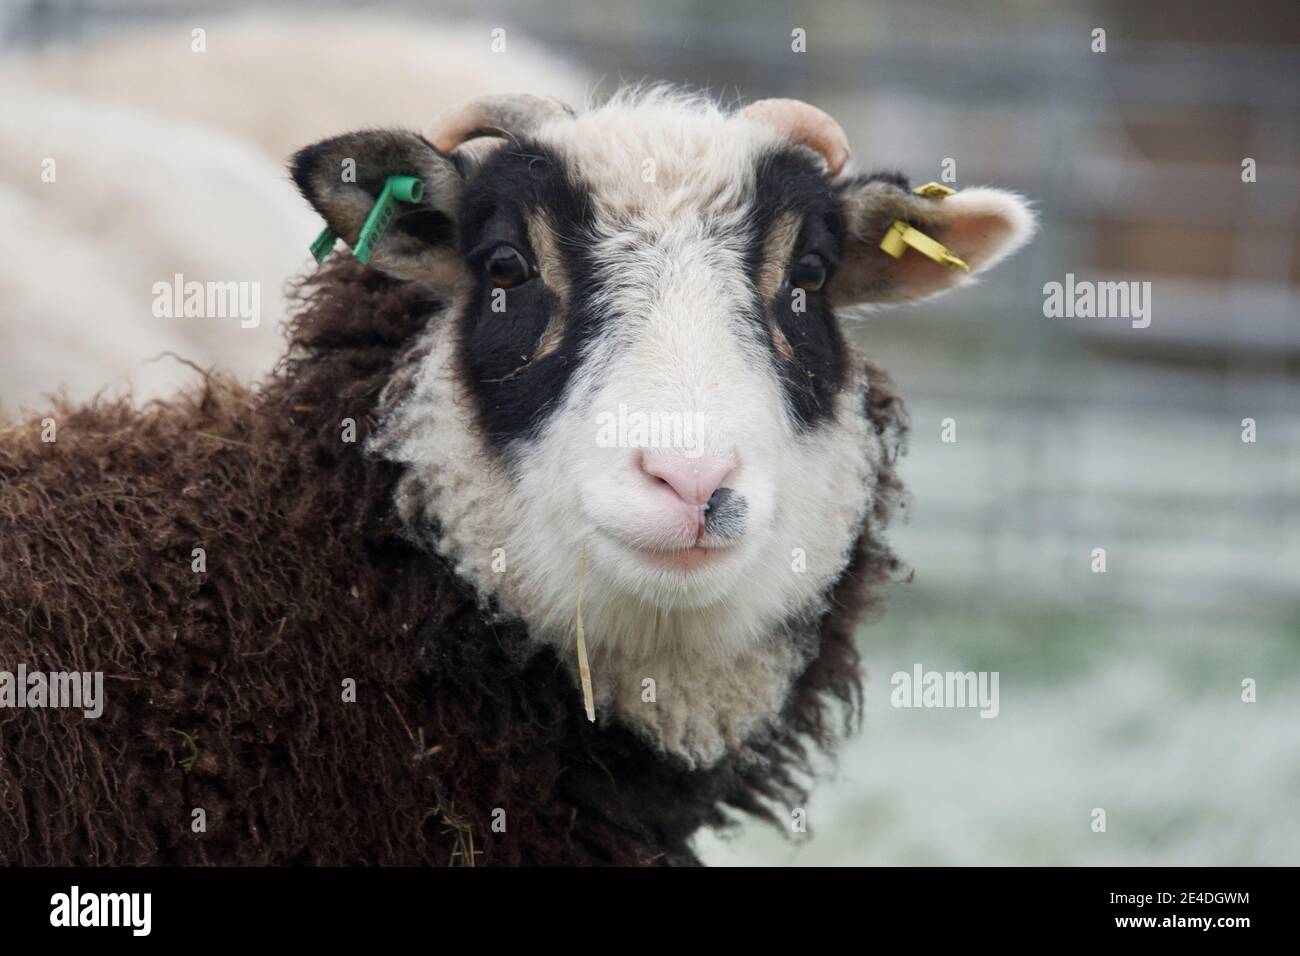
<box><xmin>307</xmin><ymin>175</ymin><xmax>425</xmax><ymax>266</ymax></box>
<box><xmin>352</xmin><ymin>175</ymin><xmax>425</xmax><ymax>265</ymax></box>
<box><xmin>310</xmin><ymin>226</ymin><xmax>338</xmax><ymax>264</ymax></box>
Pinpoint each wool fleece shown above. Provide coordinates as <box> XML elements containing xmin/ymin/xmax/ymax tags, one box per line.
<box><xmin>0</xmin><ymin>259</ymin><xmax>907</xmax><ymax>865</ymax></box>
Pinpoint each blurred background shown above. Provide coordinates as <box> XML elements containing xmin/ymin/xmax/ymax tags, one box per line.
<box><xmin>2</xmin><ymin>0</ymin><xmax>1296</xmax><ymax>864</ymax></box>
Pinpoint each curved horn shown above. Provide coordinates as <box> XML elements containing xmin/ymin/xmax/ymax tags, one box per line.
<box><xmin>427</xmin><ymin>94</ymin><xmax>574</xmax><ymax>154</ymax></box>
<box><xmin>741</xmin><ymin>98</ymin><xmax>850</xmax><ymax>176</ymax></box>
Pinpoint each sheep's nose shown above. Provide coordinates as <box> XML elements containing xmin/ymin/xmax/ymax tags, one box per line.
<box><xmin>640</xmin><ymin>451</ymin><xmax>738</xmax><ymax>508</ymax></box>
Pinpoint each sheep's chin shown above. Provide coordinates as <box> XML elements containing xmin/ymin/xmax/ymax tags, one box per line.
<box><xmin>582</xmin><ymin>530</ymin><xmax>754</xmax><ymax>609</ymax></box>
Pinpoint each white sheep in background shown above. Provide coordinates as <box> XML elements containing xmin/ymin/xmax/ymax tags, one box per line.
<box><xmin>0</xmin><ymin>15</ymin><xmax>592</xmax><ymax>412</ymax></box>
<box><xmin>0</xmin><ymin>92</ymin><xmax>317</xmax><ymax>413</ymax></box>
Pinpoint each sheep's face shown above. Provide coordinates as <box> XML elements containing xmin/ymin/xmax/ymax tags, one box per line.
<box><xmin>293</xmin><ymin>91</ymin><xmax>1034</xmax><ymax>764</ymax></box>
<box><xmin>453</xmin><ymin>113</ymin><xmax>867</xmax><ymax>617</ymax></box>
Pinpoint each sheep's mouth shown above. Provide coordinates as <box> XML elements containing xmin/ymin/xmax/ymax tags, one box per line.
<box><xmin>626</xmin><ymin>542</ymin><xmax>733</xmax><ymax>572</ymax></box>
<box><xmin>593</xmin><ymin>527</ymin><xmax>739</xmax><ymax>574</ymax></box>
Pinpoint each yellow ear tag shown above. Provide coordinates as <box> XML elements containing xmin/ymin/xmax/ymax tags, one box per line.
<box><xmin>879</xmin><ymin>220</ymin><xmax>970</xmax><ymax>272</ymax></box>
<box><xmin>912</xmin><ymin>181</ymin><xmax>956</xmax><ymax>199</ymax></box>
<box><xmin>878</xmin><ymin>181</ymin><xmax>969</xmax><ymax>271</ymax></box>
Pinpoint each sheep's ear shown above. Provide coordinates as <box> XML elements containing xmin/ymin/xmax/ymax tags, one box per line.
<box><xmin>290</xmin><ymin>129</ymin><xmax>464</xmax><ymax>285</ymax></box>
<box><xmin>830</xmin><ymin>176</ymin><xmax>1036</xmax><ymax>307</ymax></box>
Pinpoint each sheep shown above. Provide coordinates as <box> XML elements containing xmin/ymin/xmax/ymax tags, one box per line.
<box><xmin>0</xmin><ymin>88</ymin><xmax>1034</xmax><ymax>865</ymax></box>
<box><xmin>0</xmin><ymin>91</ymin><xmax>318</xmax><ymax>414</ymax></box>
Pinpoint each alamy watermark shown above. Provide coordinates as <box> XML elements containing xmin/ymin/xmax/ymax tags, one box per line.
<box><xmin>595</xmin><ymin>403</ymin><xmax>708</xmax><ymax>458</ymax></box>
<box><xmin>50</xmin><ymin>886</ymin><xmax>150</xmax><ymax>936</ymax></box>
<box><xmin>152</xmin><ymin>273</ymin><xmax>261</xmax><ymax>328</ymax></box>
<box><xmin>890</xmin><ymin>664</ymin><xmax>1000</xmax><ymax>718</ymax></box>
<box><xmin>1043</xmin><ymin>273</ymin><xmax>1151</xmax><ymax>329</ymax></box>
<box><xmin>0</xmin><ymin>665</ymin><xmax>104</xmax><ymax>718</ymax></box>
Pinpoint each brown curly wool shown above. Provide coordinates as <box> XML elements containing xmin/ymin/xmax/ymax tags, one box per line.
<box><xmin>0</xmin><ymin>258</ymin><xmax>907</xmax><ymax>866</ymax></box>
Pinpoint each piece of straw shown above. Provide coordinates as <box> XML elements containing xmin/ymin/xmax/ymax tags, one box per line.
<box><xmin>576</xmin><ymin>541</ymin><xmax>595</xmax><ymax>722</ymax></box>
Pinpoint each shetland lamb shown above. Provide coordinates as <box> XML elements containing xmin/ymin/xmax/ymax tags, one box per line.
<box><xmin>0</xmin><ymin>89</ymin><xmax>1034</xmax><ymax>865</ymax></box>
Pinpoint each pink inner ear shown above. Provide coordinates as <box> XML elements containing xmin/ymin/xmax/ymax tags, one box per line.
<box><xmin>832</xmin><ymin>188</ymin><xmax>1033</xmax><ymax>307</ymax></box>
<box><xmin>883</xmin><ymin>209</ymin><xmax>1020</xmax><ymax>300</ymax></box>
<box><xmin>941</xmin><ymin>212</ymin><xmax>1019</xmax><ymax>271</ymax></box>
<box><xmin>885</xmin><ymin>251</ymin><xmax>961</xmax><ymax>298</ymax></box>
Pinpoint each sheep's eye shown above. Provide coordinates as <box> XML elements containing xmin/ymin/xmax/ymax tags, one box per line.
<box><xmin>485</xmin><ymin>244</ymin><xmax>531</xmax><ymax>288</ymax></box>
<box><xmin>790</xmin><ymin>253</ymin><xmax>827</xmax><ymax>292</ymax></box>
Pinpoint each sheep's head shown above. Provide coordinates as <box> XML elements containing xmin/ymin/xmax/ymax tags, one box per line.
<box><xmin>292</xmin><ymin>89</ymin><xmax>1034</xmax><ymax>766</ymax></box>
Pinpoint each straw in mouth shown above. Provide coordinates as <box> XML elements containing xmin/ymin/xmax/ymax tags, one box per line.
<box><xmin>575</xmin><ymin>541</ymin><xmax>595</xmax><ymax>722</ymax></box>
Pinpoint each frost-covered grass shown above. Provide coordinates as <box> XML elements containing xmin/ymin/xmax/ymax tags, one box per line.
<box><xmin>696</xmin><ymin>597</ymin><xmax>1300</xmax><ymax>865</ymax></box>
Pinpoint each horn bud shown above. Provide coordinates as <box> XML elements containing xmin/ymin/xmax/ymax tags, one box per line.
<box><xmin>741</xmin><ymin>98</ymin><xmax>850</xmax><ymax>175</ymax></box>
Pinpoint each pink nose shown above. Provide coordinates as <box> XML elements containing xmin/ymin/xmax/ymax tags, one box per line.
<box><xmin>640</xmin><ymin>451</ymin><xmax>738</xmax><ymax>508</ymax></box>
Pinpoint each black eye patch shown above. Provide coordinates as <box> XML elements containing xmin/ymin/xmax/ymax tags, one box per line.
<box><xmin>746</xmin><ymin>147</ymin><xmax>849</xmax><ymax>431</ymax></box>
<box><xmin>453</xmin><ymin>143</ymin><xmax>601</xmax><ymax>459</ymax></box>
